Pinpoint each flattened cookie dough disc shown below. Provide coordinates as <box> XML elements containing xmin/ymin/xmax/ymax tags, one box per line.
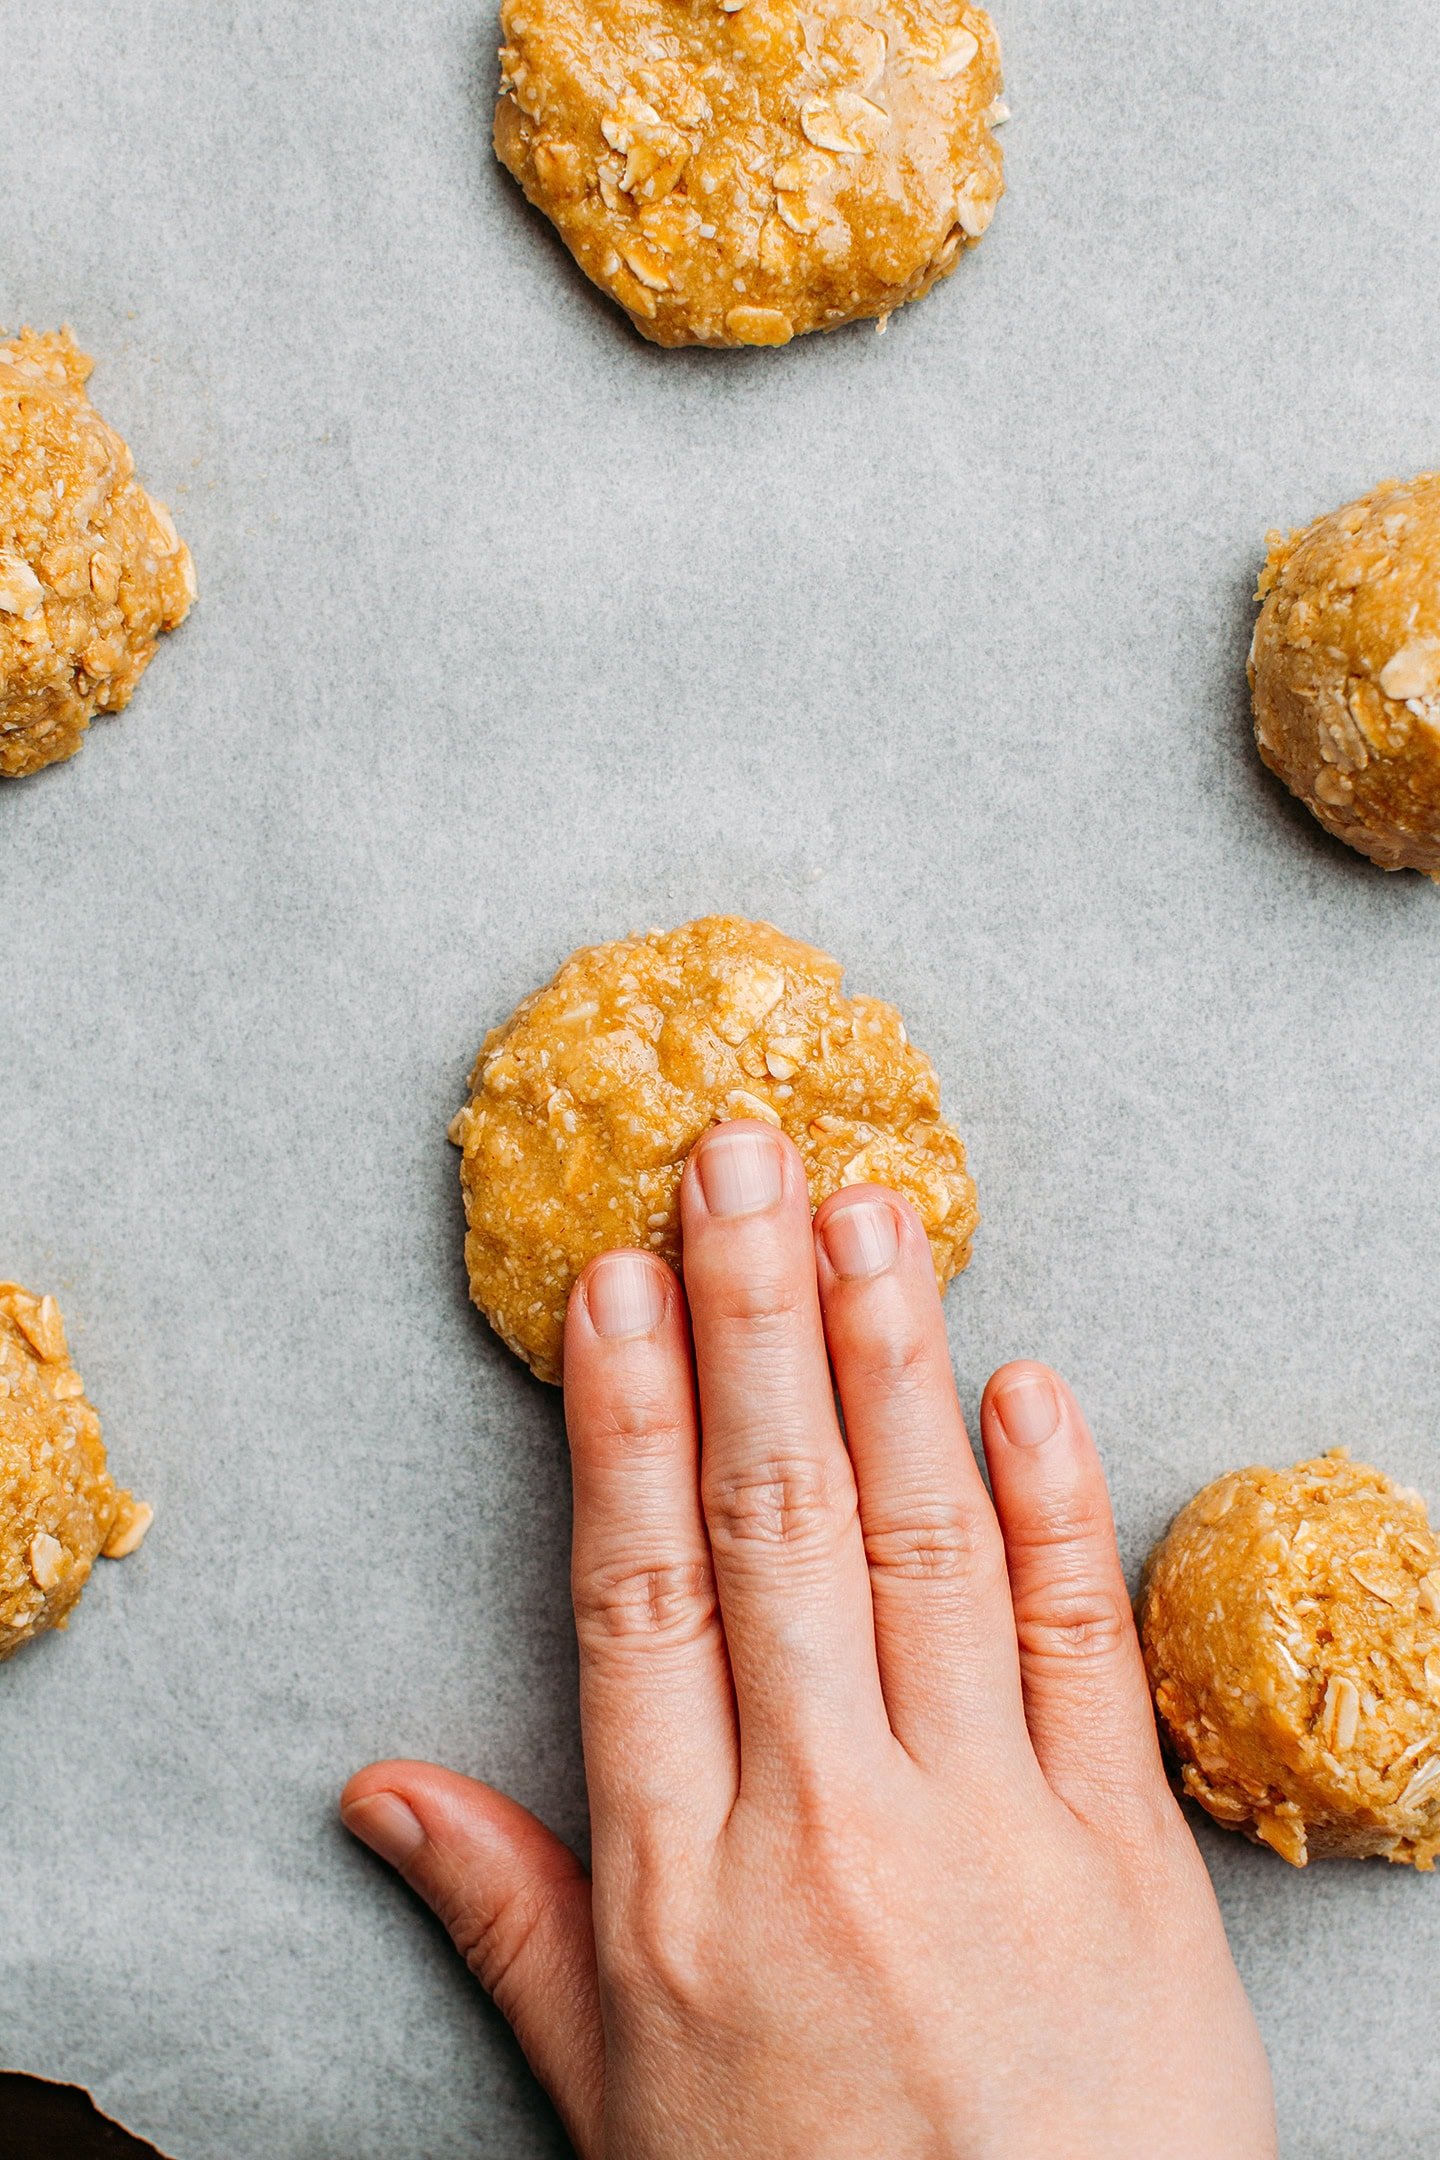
<box><xmin>1249</xmin><ymin>472</ymin><xmax>1440</xmax><ymax>878</ymax></box>
<box><xmin>494</xmin><ymin>0</ymin><xmax>1006</xmax><ymax>347</ymax></box>
<box><xmin>0</xmin><ymin>327</ymin><xmax>195</xmax><ymax>778</ymax></box>
<box><xmin>1140</xmin><ymin>1452</ymin><xmax>1440</xmax><ymax>1868</ymax></box>
<box><xmin>452</xmin><ymin>916</ymin><xmax>978</xmax><ymax>1381</ymax></box>
<box><xmin>0</xmin><ymin>1283</ymin><xmax>151</xmax><ymax>1659</ymax></box>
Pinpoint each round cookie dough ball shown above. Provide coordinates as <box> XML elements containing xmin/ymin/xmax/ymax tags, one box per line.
<box><xmin>1249</xmin><ymin>472</ymin><xmax>1440</xmax><ymax>878</ymax></box>
<box><xmin>0</xmin><ymin>327</ymin><xmax>195</xmax><ymax>779</ymax></box>
<box><xmin>0</xmin><ymin>1283</ymin><xmax>151</xmax><ymax>1659</ymax></box>
<box><xmin>494</xmin><ymin>0</ymin><xmax>1006</xmax><ymax>348</ymax></box>
<box><xmin>452</xmin><ymin>916</ymin><xmax>978</xmax><ymax>1381</ymax></box>
<box><xmin>1140</xmin><ymin>1452</ymin><xmax>1440</xmax><ymax>1868</ymax></box>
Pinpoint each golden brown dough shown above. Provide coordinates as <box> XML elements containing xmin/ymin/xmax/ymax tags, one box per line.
<box><xmin>1249</xmin><ymin>473</ymin><xmax>1440</xmax><ymax>878</ymax></box>
<box><xmin>452</xmin><ymin>916</ymin><xmax>978</xmax><ymax>1381</ymax></box>
<box><xmin>0</xmin><ymin>1283</ymin><xmax>151</xmax><ymax>1659</ymax></box>
<box><xmin>494</xmin><ymin>0</ymin><xmax>1005</xmax><ymax>347</ymax></box>
<box><xmin>1140</xmin><ymin>1452</ymin><xmax>1440</xmax><ymax>1867</ymax></box>
<box><xmin>0</xmin><ymin>327</ymin><xmax>195</xmax><ymax>778</ymax></box>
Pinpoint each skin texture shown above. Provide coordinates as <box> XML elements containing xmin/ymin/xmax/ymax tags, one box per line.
<box><xmin>344</xmin><ymin>1124</ymin><xmax>1276</xmax><ymax>2159</ymax></box>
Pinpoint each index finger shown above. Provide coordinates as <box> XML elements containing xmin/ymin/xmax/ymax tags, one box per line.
<box><xmin>563</xmin><ymin>1249</ymin><xmax>738</xmax><ymax>1854</ymax></box>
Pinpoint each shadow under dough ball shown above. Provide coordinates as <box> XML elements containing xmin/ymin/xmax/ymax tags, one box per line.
<box><xmin>0</xmin><ymin>1284</ymin><xmax>150</xmax><ymax>1659</ymax></box>
<box><xmin>494</xmin><ymin>0</ymin><xmax>1006</xmax><ymax>347</ymax></box>
<box><xmin>1249</xmin><ymin>472</ymin><xmax>1440</xmax><ymax>878</ymax></box>
<box><xmin>452</xmin><ymin>915</ymin><xmax>978</xmax><ymax>1382</ymax></box>
<box><xmin>1140</xmin><ymin>1452</ymin><xmax>1440</xmax><ymax>1868</ymax></box>
<box><xmin>0</xmin><ymin>328</ymin><xmax>194</xmax><ymax>779</ymax></box>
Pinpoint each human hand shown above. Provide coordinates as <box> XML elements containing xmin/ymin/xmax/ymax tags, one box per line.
<box><xmin>342</xmin><ymin>1121</ymin><xmax>1276</xmax><ymax>2158</ymax></box>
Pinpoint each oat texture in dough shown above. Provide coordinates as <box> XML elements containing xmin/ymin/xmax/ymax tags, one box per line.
<box><xmin>0</xmin><ymin>1284</ymin><xmax>151</xmax><ymax>1659</ymax></box>
<box><xmin>494</xmin><ymin>0</ymin><xmax>1005</xmax><ymax>348</ymax></box>
<box><xmin>0</xmin><ymin>327</ymin><xmax>195</xmax><ymax>779</ymax></box>
<box><xmin>1249</xmin><ymin>472</ymin><xmax>1440</xmax><ymax>878</ymax></box>
<box><xmin>452</xmin><ymin>916</ymin><xmax>978</xmax><ymax>1381</ymax></box>
<box><xmin>1140</xmin><ymin>1452</ymin><xmax>1440</xmax><ymax>1868</ymax></box>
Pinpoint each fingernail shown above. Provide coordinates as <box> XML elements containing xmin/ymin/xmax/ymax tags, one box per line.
<box><xmin>821</xmin><ymin>1196</ymin><xmax>899</xmax><ymax>1279</ymax></box>
<box><xmin>993</xmin><ymin>1369</ymin><xmax>1062</xmax><ymax>1448</ymax></box>
<box><xmin>697</xmin><ymin>1125</ymin><xmax>783</xmax><ymax>1218</ymax></box>
<box><xmin>342</xmin><ymin>1791</ymin><xmax>426</xmax><ymax>1867</ymax></box>
<box><xmin>586</xmin><ymin>1251</ymin><xmax>665</xmax><ymax>1339</ymax></box>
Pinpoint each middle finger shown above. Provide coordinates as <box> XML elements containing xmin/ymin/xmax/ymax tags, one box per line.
<box><xmin>680</xmin><ymin>1122</ymin><xmax>892</xmax><ymax>1784</ymax></box>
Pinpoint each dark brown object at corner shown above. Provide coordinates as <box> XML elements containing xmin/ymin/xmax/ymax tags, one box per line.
<box><xmin>0</xmin><ymin>2072</ymin><xmax>173</xmax><ymax>2159</ymax></box>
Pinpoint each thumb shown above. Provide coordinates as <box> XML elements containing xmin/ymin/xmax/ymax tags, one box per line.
<box><xmin>342</xmin><ymin>1760</ymin><xmax>603</xmax><ymax>2154</ymax></box>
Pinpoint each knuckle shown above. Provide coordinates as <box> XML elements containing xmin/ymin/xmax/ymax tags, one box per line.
<box><xmin>849</xmin><ymin>1318</ymin><xmax>936</xmax><ymax>1396</ymax></box>
<box><xmin>862</xmin><ymin>1499</ymin><xmax>990</xmax><ymax>1583</ymax></box>
<box><xmin>705</xmin><ymin>1452</ymin><xmax>855</xmax><ymax>1556</ymax></box>
<box><xmin>603</xmin><ymin>1886</ymin><xmax>707</xmax><ymax>2021</ymax></box>
<box><xmin>783</xmin><ymin>1788</ymin><xmax>894</xmax><ymax>1946</ymax></box>
<box><xmin>1112</xmin><ymin>1779</ymin><xmax>1193</xmax><ymax>1859</ymax></box>
<box><xmin>446</xmin><ymin>1879</ymin><xmax>556</xmax><ymax>2009</ymax></box>
<box><xmin>575</xmin><ymin>1394</ymin><xmax>690</xmax><ymax>1465</ymax></box>
<box><xmin>711</xmin><ymin>1276</ymin><xmax>812</xmax><ymax>1332</ymax></box>
<box><xmin>573</xmin><ymin>1557</ymin><xmax>716</xmax><ymax>1648</ymax></box>
<box><xmin>1014</xmin><ymin>1580</ymin><xmax>1137</xmax><ymax>1667</ymax></box>
<box><xmin>1008</xmin><ymin>1486</ymin><xmax>1112</xmax><ymax>1561</ymax></box>
<box><xmin>1053</xmin><ymin>1759</ymin><xmax>1184</xmax><ymax>1857</ymax></box>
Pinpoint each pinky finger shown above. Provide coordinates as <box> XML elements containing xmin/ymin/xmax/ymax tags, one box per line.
<box><xmin>980</xmin><ymin>1366</ymin><xmax>1168</xmax><ymax>1828</ymax></box>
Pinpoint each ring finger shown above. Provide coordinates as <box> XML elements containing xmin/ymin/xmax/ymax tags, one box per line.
<box><xmin>813</xmin><ymin>1186</ymin><xmax>1029</xmax><ymax>1776</ymax></box>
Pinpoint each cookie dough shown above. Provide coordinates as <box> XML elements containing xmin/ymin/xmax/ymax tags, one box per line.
<box><xmin>0</xmin><ymin>1283</ymin><xmax>151</xmax><ymax>1659</ymax></box>
<box><xmin>452</xmin><ymin>916</ymin><xmax>978</xmax><ymax>1380</ymax></box>
<box><xmin>494</xmin><ymin>0</ymin><xmax>1005</xmax><ymax>347</ymax></box>
<box><xmin>1140</xmin><ymin>1452</ymin><xmax>1440</xmax><ymax>1868</ymax></box>
<box><xmin>0</xmin><ymin>327</ymin><xmax>195</xmax><ymax>778</ymax></box>
<box><xmin>1249</xmin><ymin>472</ymin><xmax>1440</xmax><ymax>878</ymax></box>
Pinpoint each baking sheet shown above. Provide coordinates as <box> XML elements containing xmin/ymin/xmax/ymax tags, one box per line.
<box><xmin>3</xmin><ymin>2</ymin><xmax>1439</xmax><ymax>2153</ymax></box>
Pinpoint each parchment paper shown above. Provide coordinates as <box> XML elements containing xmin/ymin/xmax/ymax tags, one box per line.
<box><xmin>3</xmin><ymin>3</ymin><xmax>1439</xmax><ymax>2153</ymax></box>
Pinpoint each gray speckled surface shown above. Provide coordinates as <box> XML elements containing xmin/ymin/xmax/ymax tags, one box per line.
<box><xmin>2</xmin><ymin>2</ymin><xmax>1439</xmax><ymax>2154</ymax></box>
